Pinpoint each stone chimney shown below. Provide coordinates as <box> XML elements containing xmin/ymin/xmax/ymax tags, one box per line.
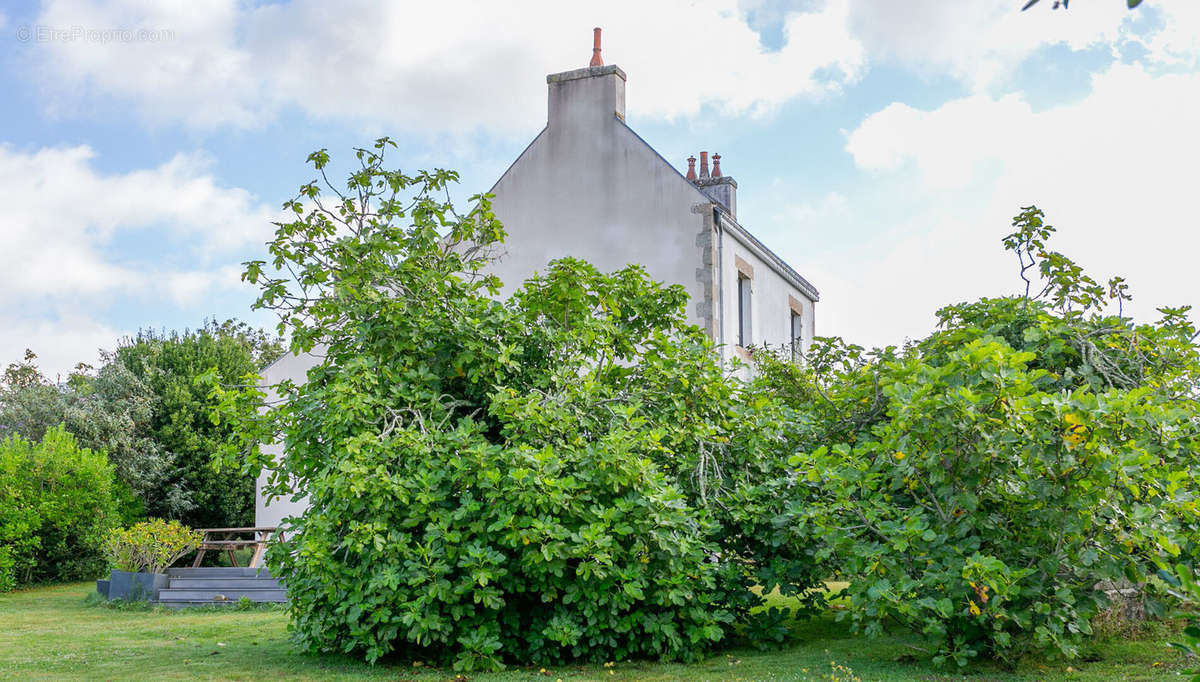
<box><xmin>690</xmin><ymin>151</ymin><xmax>737</xmax><ymax>218</ymax></box>
<box><xmin>547</xmin><ymin>28</ymin><xmax>626</xmax><ymax>128</ymax></box>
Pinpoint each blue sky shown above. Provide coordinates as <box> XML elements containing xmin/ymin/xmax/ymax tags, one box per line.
<box><xmin>1</xmin><ymin>0</ymin><xmax>1197</xmax><ymax>377</ymax></box>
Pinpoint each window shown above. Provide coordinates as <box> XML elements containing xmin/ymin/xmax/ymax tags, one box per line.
<box><xmin>737</xmin><ymin>273</ymin><xmax>752</xmax><ymax>347</ymax></box>
<box><xmin>790</xmin><ymin>310</ymin><xmax>803</xmax><ymax>360</ymax></box>
<box><xmin>789</xmin><ymin>295</ymin><xmax>805</xmax><ymax>361</ymax></box>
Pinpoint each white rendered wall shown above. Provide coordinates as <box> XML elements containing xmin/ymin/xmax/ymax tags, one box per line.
<box><xmin>715</xmin><ymin>223</ymin><xmax>817</xmax><ymax>370</ymax></box>
<box><xmin>252</xmin><ymin>65</ymin><xmax>819</xmax><ymax>526</ymax></box>
<box><xmin>486</xmin><ymin>67</ymin><xmax>714</xmax><ymax>330</ymax></box>
<box><xmin>254</xmin><ymin>349</ymin><xmax>321</xmax><ymax>528</ymax></box>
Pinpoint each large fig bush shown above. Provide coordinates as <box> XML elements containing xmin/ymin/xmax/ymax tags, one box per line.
<box><xmin>766</xmin><ymin>207</ymin><xmax>1200</xmax><ymax>666</ymax></box>
<box><xmin>207</xmin><ymin>140</ymin><xmax>823</xmax><ymax>670</ymax></box>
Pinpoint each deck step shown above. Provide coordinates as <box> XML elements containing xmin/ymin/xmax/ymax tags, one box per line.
<box><xmin>166</xmin><ymin>567</ymin><xmax>273</xmax><ymax>578</ymax></box>
<box><xmin>155</xmin><ymin>566</ymin><xmax>287</xmax><ymax>606</ymax></box>
<box><xmin>156</xmin><ymin>599</ymin><xmax>283</xmax><ymax>609</ymax></box>
<box><xmin>166</xmin><ymin>577</ymin><xmax>281</xmax><ymax>589</ymax></box>
<box><xmin>157</xmin><ymin>588</ymin><xmax>287</xmax><ymax>602</ymax></box>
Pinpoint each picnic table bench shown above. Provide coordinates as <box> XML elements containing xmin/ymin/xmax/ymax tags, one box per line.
<box><xmin>191</xmin><ymin>527</ymin><xmax>282</xmax><ymax>568</ymax></box>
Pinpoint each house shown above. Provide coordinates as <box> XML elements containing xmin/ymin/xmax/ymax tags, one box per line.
<box><xmin>255</xmin><ymin>29</ymin><xmax>819</xmax><ymax>528</ymax></box>
<box><xmin>486</xmin><ymin>29</ymin><xmax>818</xmax><ymax>367</ymax></box>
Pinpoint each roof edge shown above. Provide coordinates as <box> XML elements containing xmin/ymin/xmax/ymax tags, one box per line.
<box><xmin>487</xmin><ymin>126</ymin><xmax>549</xmax><ymax>196</ymax></box>
<box><xmin>613</xmin><ymin>116</ymin><xmax>714</xmax><ymax>206</ymax></box>
<box><xmin>717</xmin><ymin>208</ymin><xmax>821</xmax><ymax>302</ymax></box>
<box><xmin>547</xmin><ymin>64</ymin><xmax>627</xmax><ymax>84</ymax></box>
<box><xmin>613</xmin><ymin>116</ymin><xmax>819</xmax><ymax>301</ymax></box>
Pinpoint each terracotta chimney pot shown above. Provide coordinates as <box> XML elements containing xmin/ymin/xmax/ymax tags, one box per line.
<box><xmin>590</xmin><ymin>28</ymin><xmax>604</xmax><ymax>67</ymax></box>
<box><xmin>699</xmin><ymin>151</ymin><xmax>710</xmax><ymax>179</ymax></box>
<box><xmin>685</xmin><ymin>156</ymin><xmax>697</xmax><ymax>181</ymax></box>
<box><xmin>712</xmin><ymin>154</ymin><xmax>722</xmax><ymax>177</ymax></box>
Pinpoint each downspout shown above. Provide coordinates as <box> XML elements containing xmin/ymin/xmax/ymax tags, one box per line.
<box><xmin>714</xmin><ymin>206</ymin><xmax>724</xmax><ymax>351</ymax></box>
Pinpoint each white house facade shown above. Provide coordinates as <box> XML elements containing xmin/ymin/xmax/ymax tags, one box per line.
<box><xmin>255</xmin><ymin>32</ymin><xmax>819</xmax><ymax>528</ymax></box>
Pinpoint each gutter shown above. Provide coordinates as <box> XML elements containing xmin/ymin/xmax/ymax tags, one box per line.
<box><xmin>715</xmin><ymin>208</ymin><xmax>821</xmax><ymax>302</ymax></box>
<box><xmin>714</xmin><ymin>207</ymin><xmax>725</xmax><ymax>349</ymax></box>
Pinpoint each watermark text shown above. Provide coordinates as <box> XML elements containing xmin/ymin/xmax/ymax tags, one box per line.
<box><xmin>15</xmin><ymin>25</ymin><xmax>174</xmax><ymax>44</ymax></box>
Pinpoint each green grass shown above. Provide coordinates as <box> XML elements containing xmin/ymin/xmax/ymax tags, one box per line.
<box><xmin>0</xmin><ymin>582</ymin><xmax>1190</xmax><ymax>681</ymax></box>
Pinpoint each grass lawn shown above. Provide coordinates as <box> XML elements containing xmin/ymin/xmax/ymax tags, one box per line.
<box><xmin>0</xmin><ymin>582</ymin><xmax>1191</xmax><ymax>681</ymax></box>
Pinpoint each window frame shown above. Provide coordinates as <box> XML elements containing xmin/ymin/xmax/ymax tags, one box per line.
<box><xmin>738</xmin><ymin>274</ymin><xmax>752</xmax><ymax>347</ymax></box>
<box><xmin>734</xmin><ymin>255</ymin><xmax>754</xmax><ymax>349</ymax></box>
<box><xmin>790</xmin><ymin>310</ymin><xmax>803</xmax><ymax>359</ymax></box>
<box><xmin>788</xmin><ymin>295</ymin><xmax>805</xmax><ymax>361</ymax></box>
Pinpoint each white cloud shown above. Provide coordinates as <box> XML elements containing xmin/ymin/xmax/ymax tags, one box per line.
<box><xmin>33</xmin><ymin>1</ymin><xmax>261</xmax><ymax>127</ymax></box>
<box><xmin>1136</xmin><ymin>3</ymin><xmax>1200</xmax><ymax>68</ymax></box>
<box><xmin>25</xmin><ymin>1</ymin><xmax>1199</xmax><ymax>135</ymax></box>
<box><xmin>842</xmin><ymin>1</ymin><xmax>1200</xmax><ymax>92</ymax></box>
<box><xmin>0</xmin><ymin>144</ymin><xmax>272</xmax><ymax>302</ymax></box>
<box><xmin>0</xmin><ymin>314</ymin><xmax>124</xmax><ymax>381</ymax></box>
<box><xmin>30</xmin><ymin>0</ymin><xmax>865</xmax><ymax>133</ymax></box>
<box><xmin>825</xmin><ymin>62</ymin><xmax>1200</xmax><ymax>347</ymax></box>
<box><xmin>0</xmin><ymin>144</ymin><xmax>272</xmax><ymax>375</ymax></box>
<box><xmin>846</xmin><ymin>1</ymin><xmax>1135</xmax><ymax>88</ymax></box>
<box><xmin>161</xmin><ymin>265</ymin><xmax>246</xmax><ymax>306</ymax></box>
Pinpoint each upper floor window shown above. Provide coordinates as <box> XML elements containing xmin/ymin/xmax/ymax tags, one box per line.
<box><xmin>738</xmin><ymin>274</ymin><xmax>752</xmax><ymax>347</ymax></box>
<box><xmin>789</xmin><ymin>295</ymin><xmax>805</xmax><ymax>361</ymax></box>
<box><xmin>735</xmin><ymin>255</ymin><xmax>754</xmax><ymax>348</ymax></box>
<box><xmin>790</xmin><ymin>310</ymin><xmax>803</xmax><ymax>359</ymax></box>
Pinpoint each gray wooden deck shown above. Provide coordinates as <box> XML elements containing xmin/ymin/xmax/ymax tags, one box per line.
<box><xmin>155</xmin><ymin>567</ymin><xmax>286</xmax><ymax>607</ymax></box>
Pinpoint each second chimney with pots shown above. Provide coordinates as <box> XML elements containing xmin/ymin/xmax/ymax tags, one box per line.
<box><xmin>689</xmin><ymin>151</ymin><xmax>737</xmax><ymax>218</ymax></box>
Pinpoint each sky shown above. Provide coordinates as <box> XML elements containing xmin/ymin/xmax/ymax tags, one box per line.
<box><xmin>1</xmin><ymin>0</ymin><xmax>1198</xmax><ymax>377</ymax></box>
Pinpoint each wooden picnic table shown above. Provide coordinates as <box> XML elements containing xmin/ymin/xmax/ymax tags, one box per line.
<box><xmin>191</xmin><ymin>527</ymin><xmax>282</xmax><ymax>568</ymax></box>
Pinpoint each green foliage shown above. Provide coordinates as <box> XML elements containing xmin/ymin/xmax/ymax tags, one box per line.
<box><xmin>0</xmin><ymin>426</ymin><xmax>119</xmax><ymax>590</ymax></box>
<box><xmin>1160</xmin><ymin>564</ymin><xmax>1200</xmax><ymax>681</ymax></box>
<box><xmin>770</xmin><ymin>206</ymin><xmax>1200</xmax><ymax>666</ymax></box>
<box><xmin>0</xmin><ymin>351</ymin><xmax>180</xmax><ymax>521</ymax></box>
<box><xmin>0</xmin><ymin>351</ymin><xmax>72</xmax><ymax>443</ymax></box>
<box><xmin>102</xmin><ymin>529</ymin><xmax>138</xmax><ymax>573</ymax></box>
<box><xmin>113</xmin><ymin>319</ymin><xmax>285</xmax><ymax>528</ymax></box>
<box><xmin>6</xmin><ymin>580</ymin><xmax>1185</xmax><ymax>680</ymax></box>
<box><xmin>0</xmin><ymin>318</ymin><xmax>283</xmax><ymax>528</ymax></box>
<box><xmin>103</xmin><ymin>519</ymin><xmax>202</xmax><ymax>574</ymax></box>
<box><xmin>208</xmin><ymin>140</ymin><xmax>820</xmax><ymax>670</ymax></box>
<box><xmin>66</xmin><ymin>357</ymin><xmax>182</xmax><ymax>520</ymax></box>
<box><xmin>276</xmin><ymin>413</ymin><xmax>730</xmax><ymax>670</ymax></box>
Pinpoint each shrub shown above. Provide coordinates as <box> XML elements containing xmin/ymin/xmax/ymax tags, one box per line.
<box><xmin>0</xmin><ymin>426</ymin><xmax>119</xmax><ymax>589</ymax></box>
<box><xmin>0</xmin><ymin>350</ymin><xmax>181</xmax><ymax>522</ymax></box>
<box><xmin>794</xmin><ymin>340</ymin><xmax>1196</xmax><ymax>665</ymax></box>
<box><xmin>1161</xmin><ymin>564</ymin><xmax>1200</xmax><ymax>681</ymax></box>
<box><xmin>207</xmin><ymin>142</ymin><xmax>823</xmax><ymax>669</ymax></box>
<box><xmin>113</xmin><ymin>319</ymin><xmax>284</xmax><ymax>528</ymax></box>
<box><xmin>773</xmin><ymin>207</ymin><xmax>1200</xmax><ymax>665</ymax></box>
<box><xmin>1</xmin><ymin>319</ymin><xmax>284</xmax><ymax>528</ymax></box>
<box><xmin>276</xmin><ymin>416</ymin><xmax>729</xmax><ymax>670</ymax></box>
<box><xmin>622</xmin><ymin>333</ymin><xmax>831</xmax><ymax>638</ymax></box>
<box><xmin>103</xmin><ymin>519</ymin><xmax>202</xmax><ymax>574</ymax></box>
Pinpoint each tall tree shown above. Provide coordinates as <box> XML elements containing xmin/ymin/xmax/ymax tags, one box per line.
<box><xmin>0</xmin><ymin>350</ymin><xmax>178</xmax><ymax>521</ymax></box>
<box><xmin>114</xmin><ymin>319</ymin><xmax>284</xmax><ymax>528</ymax></box>
<box><xmin>1</xmin><ymin>319</ymin><xmax>283</xmax><ymax>528</ymax></box>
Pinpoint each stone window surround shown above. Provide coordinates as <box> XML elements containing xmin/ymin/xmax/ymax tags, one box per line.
<box><xmin>734</xmin><ymin>255</ymin><xmax>754</xmax><ymax>361</ymax></box>
<box><xmin>789</xmin><ymin>295</ymin><xmax>805</xmax><ymax>360</ymax></box>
